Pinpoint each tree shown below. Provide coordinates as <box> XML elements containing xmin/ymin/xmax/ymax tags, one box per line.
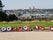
<box><xmin>7</xmin><ymin>14</ymin><xmax>18</xmax><ymax>21</ymax></box>
<box><xmin>0</xmin><ymin>11</ymin><xmax>7</xmax><ymax>21</ymax></box>
<box><xmin>31</xmin><ymin>16</ymin><xmax>36</xmax><ymax>20</ymax></box>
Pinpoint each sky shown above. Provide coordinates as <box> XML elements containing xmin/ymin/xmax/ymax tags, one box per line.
<box><xmin>2</xmin><ymin>0</ymin><xmax>53</xmax><ymax>10</ymax></box>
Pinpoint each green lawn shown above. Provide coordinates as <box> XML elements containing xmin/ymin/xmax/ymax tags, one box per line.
<box><xmin>0</xmin><ymin>22</ymin><xmax>53</xmax><ymax>28</ymax></box>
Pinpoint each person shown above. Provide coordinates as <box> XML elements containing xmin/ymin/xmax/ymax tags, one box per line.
<box><xmin>22</xmin><ymin>26</ymin><xmax>28</xmax><ymax>31</ymax></box>
<box><xmin>50</xmin><ymin>26</ymin><xmax>53</xmax><ymax>31</ymax></box>
<box><xmin>33</xmin><ymin>26</ymin><xmax>39</xmax><ymax>30</ymax></box>
<box><xmin>7</xmin><ymin>26</ymin><xmax>12</xmax><ymax>32</ymax></box>
<box><xmin>1</xmin><ymin>27</ymin><xmax>6</xmax><ymax>32</ymax></box>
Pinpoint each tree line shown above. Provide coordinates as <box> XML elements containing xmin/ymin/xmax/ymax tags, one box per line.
<box><xmin>0</xmin><ymin>11</ymin><xmax>53</xmax><ymax>22</ymax></box>
<box><xmin>0</xmin><ymin>11</ymin><xmax>18</xmax><ymax>22</ymax></box>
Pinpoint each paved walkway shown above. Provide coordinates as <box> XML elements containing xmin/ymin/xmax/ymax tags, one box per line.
<box><xmin>0</xmin><ymin>32</ymin><xmax>53</xmax><ymax>40</ymax></box>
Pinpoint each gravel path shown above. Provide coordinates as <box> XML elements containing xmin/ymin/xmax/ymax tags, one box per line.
<box><xmin>0</xmin><ymin>32</ymin><xmax>53</xmax><ymax>40</ymax></box>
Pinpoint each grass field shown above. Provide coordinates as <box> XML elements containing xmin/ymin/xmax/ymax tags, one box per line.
<box><xmin>0</xmin><ymin>21</ymin><xmax>53</xmax><ymax>29</ymax></box>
